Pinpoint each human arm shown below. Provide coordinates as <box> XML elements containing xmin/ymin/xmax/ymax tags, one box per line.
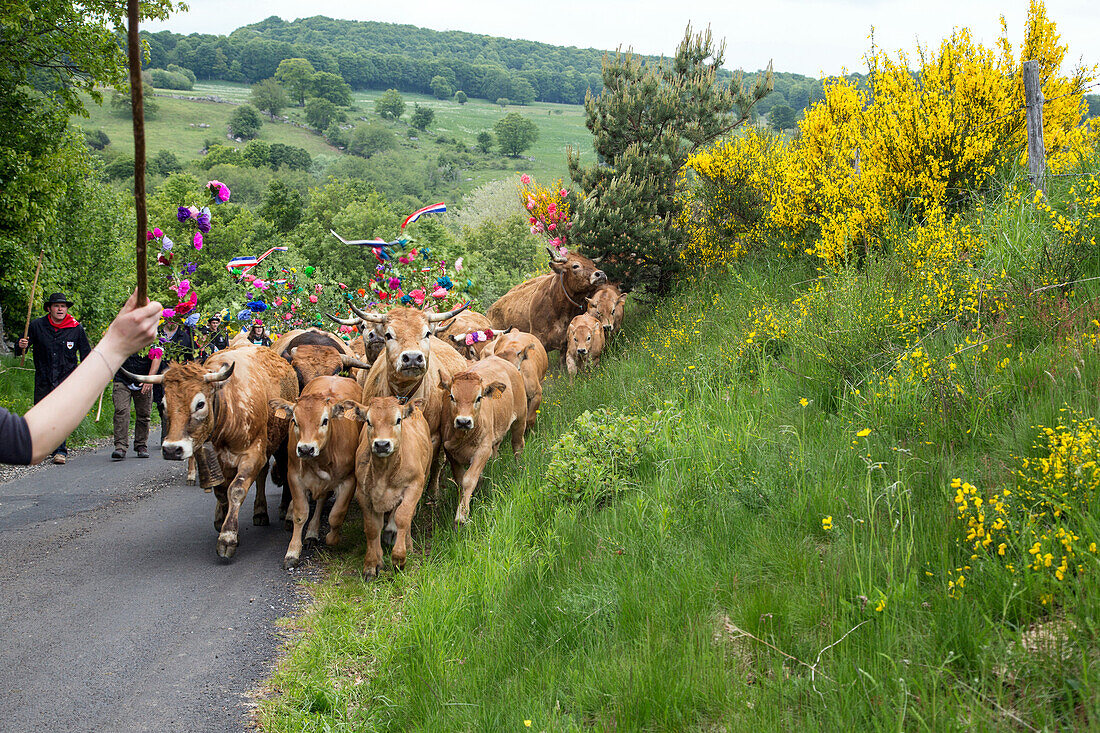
<box><xmin>141</xmin><ymin>355</ymin><xmax>162</xmax><ymax>396</ymax></box>
<box><xmin>21</xmin><ymin>292</ymin><xmax>162</xmax><ymax>464</ymax></box>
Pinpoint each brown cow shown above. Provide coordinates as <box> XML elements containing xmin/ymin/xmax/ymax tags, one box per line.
<box><xmin>332</xmin><ymin>396</ymin><xmax>433</xmax><ymax>579</ymax></box>
<box><xmin>355</xmin><ymin>304</ymin><xmax>470</xmax><ymax>497</ymax></box>
<box><xmin>124</xmin><ymin>345</ymin><xmax>299</xmax><ymax>559</ymax></box>
<box><xmin>439</xmin><ymin>357</ymin><xmax>526</xmax><ymax>527</ymax></box>
<box><xmin>275</xmin><ymin>328</ymin><xmax>372</xmax><ymax>389</ymax></box>
<box><xmin>487</xmin><ymin>328</ymin><xmax>548</xmax><ymax>432</ymax></box>
<box><xmin>565</xmin><ymin>313</ymin><xmax>606</xmax><ymax>376</ymax></box>
<box><xmin>586</xmin><ymin>284</ymin><xmax>627</xmax><ymax>336</ymax></box>
<box><xmin>269</xmin><ymin>376</ymin><xmax>363</xmax><ymax>569</ymax></box>
<box><xmin>487</xmin><ymin>247</ymin><xmax>607</xmax><ymax>355</ymax></box>
<box><xmin>437</xmin><ymin>309</ymin><xmax>496</xmax><ymax>359</ymax></box>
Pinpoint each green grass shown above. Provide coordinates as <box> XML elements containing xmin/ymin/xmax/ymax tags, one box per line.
<box><xmin>257</xmin><ymin>162</ymin><xmax>1100</xmax><ymax>730</ymax></box>
<box><xmin>74</xmin><ymin>87</ymin><xmax>339</xmax><ymax>161</ymax></box>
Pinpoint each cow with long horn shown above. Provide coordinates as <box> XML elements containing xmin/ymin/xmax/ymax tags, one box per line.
<box><xmin>123</xmin><ymin>346</ymin><xmax>299</xmax><ymax>560</ymax></box>
<box><xmin>487</xmin><ymin>246</ymin><xmax>608</xmax><ymax>355</ymax></box>
<box><xmin>358</xmin><ymin>304</ymin><xmax>471</xmax><ymax>499</ymax></box>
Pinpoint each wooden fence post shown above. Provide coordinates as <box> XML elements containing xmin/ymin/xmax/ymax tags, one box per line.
<box><xmin>1022</xmin><ymin>60</ymin><xmax>1046</xmax><ymax>195</ymax></box>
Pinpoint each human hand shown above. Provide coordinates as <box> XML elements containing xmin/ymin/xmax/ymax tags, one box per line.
<box><xmin>99</xmin><ymin>291</ymin><xmax>164</xmax><ymax>361</ymax></box>
<box><xmin>18</xmin><ymin>337</ymin><xmax>28</xmax><ymax>350</ymax></box>
<box><xmin>140</xmin><ymin>383</ymin><xmax>152</xmax><ymax>396</ymax></box>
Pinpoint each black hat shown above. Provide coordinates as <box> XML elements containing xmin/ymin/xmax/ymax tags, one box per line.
<box><xmin>44</xmin><ymin>292</ymin><xmax>74</xmax><ymax>308</ymax></box>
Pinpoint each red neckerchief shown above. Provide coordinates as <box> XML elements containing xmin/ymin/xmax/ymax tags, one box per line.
<box><xmin>47</xmin><ymin>314</ymin><xmax>79</xmax><ymax>331</ymax></box>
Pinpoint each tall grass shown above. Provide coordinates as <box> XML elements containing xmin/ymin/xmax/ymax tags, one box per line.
<box><xmin>0</xmin><ymin>355</ymin><xmax>116</xmax><ymax>447</ymax></box>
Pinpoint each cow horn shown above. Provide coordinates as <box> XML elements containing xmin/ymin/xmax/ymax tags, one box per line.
<box><xmin>546</xmin><ymin>245</ymin><xmax>567</xmax><ymax>263</ymax></box>
<box><xmin>349</xmin><ymin>301</ymin><xmax>386</xmax><ymax>324</ymax></box>
<box><xmin>427</xmin><ymin>302</ymin><xmax>469</xmax><ymax>323</ymax></box>
<box><xmin>437</xmin><ymin>317</ymin><xmax>456</xmax><ymax>332</ymax></box>
<box><xmin>120</xmin><ymin>368</ymin><xmax>164</xmax><ymax>385</ymax></box>
<box><xmin>327</xmin><ymin>312</ymin><xmax>359</xmax><ymax>326</ymax></box>
<box><xmin>340</xmin><ymin>354</ymin><xmax>373</xmax><ymax>370</ymax></box>
<box><xmin>203</xmin><ymin>361</ymin><xmax>235</xmax><ymax>383</ymax></box>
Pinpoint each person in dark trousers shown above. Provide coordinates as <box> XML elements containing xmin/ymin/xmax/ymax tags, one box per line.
<box><xmin>111</xmin><ymin>350</ymin><xmax>157</xmax><ymax>461</ymax></box>
<box><xmin>1</xmin><ymin>291</ymin><xmax>163</xmax><ymax>465</ymax></box>
<box><xmin>246</xmin><ymin>319</ymin><xmax>272</xmax><ymax>347</ymax></box>
<box><xmin>16</xmin><ymin>293</ymin><xmax>92</xmax><ymax>464</ymax></box>
<box><xmin>199</xmin><ymin>315</ymin><xmax>229</xmax><ymax>361</ymax></box>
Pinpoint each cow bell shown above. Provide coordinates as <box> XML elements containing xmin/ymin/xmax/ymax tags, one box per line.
<box><xmin>196</xmin><ymin>441</ymin><xmax>225</xmax><ymax>490</ymax></box>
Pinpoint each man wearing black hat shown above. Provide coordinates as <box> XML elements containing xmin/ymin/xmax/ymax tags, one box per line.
<box><xmin>16</xmin><ymin>293</ymin><xmax>92</xmax><ymax>464</ymax></box>
<box><xmin>199</xmin><ymin>314</ymin><xmax>229</xmax><ymax>361</ymax></box>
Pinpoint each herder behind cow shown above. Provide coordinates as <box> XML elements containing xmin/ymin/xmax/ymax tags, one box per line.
<box><xmin>16</xmin><ymin>293</ymin><xmax>92</xmax><ymax>464</ymax></box>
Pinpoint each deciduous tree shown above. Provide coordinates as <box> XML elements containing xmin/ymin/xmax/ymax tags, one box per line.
<box><xmin>228</xmin><ymin>104</ymin><xmax>263</xmax><ymax>139</ymax></box>
<box><xmin>494</xmin><ymin>112</ymin><xmax>538</xmax><ymax>157</ymax></box>
<box><xmin>410</xmin><ymin>103</ymin><xmax>435</xmax><ymax>131</ymax></box>
<box><xmin>274</xmin><ymin>57</ymin><xmax>316</xmax><ymax>106</ymax></box>
<box><xmin>374</xmin><ymin>88</ymin><xmax>406</xmax><ymax>120</ymax></box>
<box><xmin>250</xmin><ymin>77</ymin><xmax>289</xmax><ymax>117</ymax></box>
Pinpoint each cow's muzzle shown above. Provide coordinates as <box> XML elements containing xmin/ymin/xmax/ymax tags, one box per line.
<box><xmin>591</xmin><ymin>270</ymin><xmax>607</xmax><ymax>285</ymax></box>
<box><xmin>398</xmin><ymin>350</ymin><xmax>426</xmax><ymax>374</ymax></box>
<box><xmin>576</xmin><ymin>348</ymin><xmax>588</xmax><ymax>356</ymax></box>
<box><xmin>453</xmin><ymin>417</ymin><xmax>474</xmax><ymax>431</ymax></box>
<box><xmin>162</xmin><ymin>444</ymin><xmax>185</xmax><ymax>461</ymax></box>
<box><xmin>297</xmin><ymin>443</ymin><xmax>317</xmax><ymax>458</ymax></box>
<box><xmin>372</xmin><ymin>439</ymin><xmax>393</xmax><ymax>457</ymax></box>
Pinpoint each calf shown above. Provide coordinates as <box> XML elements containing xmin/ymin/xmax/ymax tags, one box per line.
<box><xmin>487</xmin><ymin>328</ymin><xmax>548</xmax><ymax>432</ymax></box>
<box><xmin>586</xmin><ymin>284</ymin><xmax>627</xmax><ymax>336</ymax></box>
<box><xmin>270</xmin><ymin>376</ymin><xmax>363</xmax><ymax>569</ymax></box>
<box><xmin>332</xmin><ymin>396</ymin><xmax>433</xmax><ymax>579</ymax></box>
<box><xmin>565</xmin><ymin>313</ymin><xmax>606</xmax><ymax>376</ymax></box>
<box><xmin>439</xmin><ymin>357</ymin><xmax>526</xmax><ymax>527</ymax></box>
<box><xmin>437</xmin><ymin>309</ymin><xmax>496</xmax><ymax>359</ymax></box>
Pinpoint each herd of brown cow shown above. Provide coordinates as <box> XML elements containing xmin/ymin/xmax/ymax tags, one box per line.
<box><xmin>123</xmin><ymin>247</ymin><xmax>625</xmax><ymax>577</ymax></box>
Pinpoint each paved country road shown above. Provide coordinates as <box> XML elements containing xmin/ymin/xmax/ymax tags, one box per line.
<box><xmin>0</xmin><ymin>445</ymin><xmax>311</xmax><ymax>733</ymax></box>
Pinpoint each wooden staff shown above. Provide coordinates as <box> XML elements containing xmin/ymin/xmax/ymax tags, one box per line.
<box><xmin>20</xmin><ymin>248</ymin><xmax>44</xmax><ymax>366</ymax></box>
<box><xmin>127</xmin><ymin>0</ymin><xmax>148</xmax><ymax>306</ymax></box>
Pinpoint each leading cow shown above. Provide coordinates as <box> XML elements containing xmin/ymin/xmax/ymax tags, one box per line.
<box><xmin>124</xmin><ymin>345</ymin><xmax>299</xmax><ymax>559</ymax></box>
<box><xmin>487</xmin><ymin>247</ymin><xmax>607</xmax><ymax>355</ymax></box>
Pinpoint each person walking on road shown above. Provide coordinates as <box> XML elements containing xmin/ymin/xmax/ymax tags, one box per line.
<box><xmin>111</xmin><ymin>350</ymin><xmax>158</xmax><ymax>461</ymax></box>
<box><xmin>15</xmin><ymin>293</ymin><xmax>92</xmax><ymax>464</ymax></box>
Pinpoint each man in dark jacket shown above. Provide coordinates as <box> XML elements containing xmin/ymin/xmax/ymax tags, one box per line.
<box><xmin>16</xmin><ymin>293</ymin><xmax>92</xmax><ymax>464</ymax></box>
<box><xmin>199</xmin><ymin>315</ymin><xmax>229</xmax><ymax>361</ymax></box>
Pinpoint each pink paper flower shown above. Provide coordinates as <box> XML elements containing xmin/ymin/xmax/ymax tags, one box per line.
<box><xmin>560</xmin><ymin>189</ymin><xmax>568</xmax><ymax>197</ymax></box>
<box><xmin>410</xmin><ymin>289</ymin><xmax>426</xmax><ymax>306</ymax></box>
<box><xmin>193</xmin><ymin>231</ymin><xmax>203</xmax><ymax>250</ymax></box>
<box><xmin>218</xmin><ymin>184</ymin><xmax>231</xmax><ymax>202</ymax></box>
<box><xmin>284</xmin><ymin>313</ymin><xmax>292</xmax><ymax>321</ymax></box>
<box><xmin>153</xmin><ymin>227</ymin><xmax>164</xmax><ymax>238</ymax></box>
<box><xmin>431</xmin><ymin>286</ymin><xmax>447</xmax><ymax>299</ymax></box>
<box><xmin>520</xmin><ymin>173</ymin><xmax>531</xmax><ymax>184</ymax></box>
<box><xmin>526</xmin><ymin>201</ymin><xmax>535</xmax><ymax>211</ymax></box>
<box><xmin>454</xmin><ymin>257</ymin><xmax>464</xmax><ymax>272</ymax></box>
<box><xmin>148</xmin><ymin>347</ymin><xmax>163</xmax><ymax>360</ymax></box>
<box><xmin>465</xmin><ymin>332</ymin><xmax>476</xmax><ymax>345</ymax></box>
<box><xmin>175</xmin><ymin>280</ymin><xmax>191</xmax><ymax>298</ymax></box>
<box><xmin>548</xmin><ymin>223</ymin><xmax>556</xmax><ymax>231</ymax></box>
<box><xmin>308</xmin><ymin>295</ymin><xmax>318</xmax><ymax>303</ymax></box>
<box><xmin>162</xmin><ymin>308</ymin><xmax>176</xmax><ymax>318</ymax></box>
<box><xmin>273</xmin><ymin>298</ymin><xmax>283</xmax><ymax>307</ymax></box>
<box><xmin>314</xmin><ymin>284</ymin><xmax>323</xmax><ymax>293</ymax></box>
<box><xmin>398</xmin><ymin>255</ymin><xmax>411</xmax><ymax>264</ymax></box>
<box><xmin>388</xmin><ymin>277</ymin><xmax>400</xmax><ymax>289</ymax></box>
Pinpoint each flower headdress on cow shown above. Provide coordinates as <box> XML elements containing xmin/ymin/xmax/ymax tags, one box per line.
<box><xmin>146</xmin><ymin>181</ymin><xmax>230</xmax><ymax>360</ymax></box>
<box><xmin>519</xmin><ymin>174</ymin><xmax>572</xmax><ymax>258</ymax></box>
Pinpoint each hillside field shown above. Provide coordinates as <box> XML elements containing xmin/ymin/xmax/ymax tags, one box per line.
<box><xmin>73</xmin><ymin>81</ymin><xmax>591</xmax><ymax>190</ymax></box>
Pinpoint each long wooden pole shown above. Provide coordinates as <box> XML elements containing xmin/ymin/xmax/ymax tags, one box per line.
<box><xmin>20</xmin><ymin>248</ymin><xmax>45</xmax><ymax>366</ymax></box>
<box><xmin>127</xmin><ymin>0</ymin><xmax>148</xmax><ymax>306</ymax></box>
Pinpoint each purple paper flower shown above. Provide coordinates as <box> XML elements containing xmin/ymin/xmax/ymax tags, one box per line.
<box><xmin>388</xmin><ymin>277</ymin><xmax>400</xmax><ymax>289</ymax></box>
<box><xmin>185</xmin><ymin>262</ymin><xmax>197</xmax><ymax>274</ymax></box>
<box><xmin>177</xmin><ymin>206</ymin><xmax>191</xmax><ymax>223</ymax></box>
<box><xmin>196</xmin><ymin>212</ymin><xmax>211</xmax><ymax>233</ymax></box>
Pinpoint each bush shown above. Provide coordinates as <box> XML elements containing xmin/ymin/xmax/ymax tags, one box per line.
<box><xmin>347</xmin><ymin>123</ymin><xmax>396</xmax><ymax>158</ymax></box>
<box><xmin>146</xmin><ymin>68</ymin><xmax>193</xmax><ymax>91</ymax></box>
<box><xmin>374</xmin><ymin>89</ymin><xmax>405</xmax><ymax>120</ymax></box>
<box><xmin>242</xmin><ymin>139</ymin><xmax>272</xmax><ymax>168</ymax></box>
<box><xmin>476</xmin><ymin>131</ymin><xmax>494</xmax><ymax>154</ymax></box>
<box><xmin>305</xmin><ymin>97</ymin><xmax>342</xmax><ymax>131</ymax></box>
<box><xmin>198</xmin><ymin>144</ymin><xmax>244</xmax><ymax>170</ymax></box>
<box><xmin>149</xmin><ymin>149</ymin><xmax>182</xmax><ymax>176</ymax></box>
<box><xmin>410</xmin><ymin>103</ymin><xmax>435</xmax><ymax>132</ymax></box>
<box><xmin>167</xmin><ymin>64</ymin><xmax>196</xmax><ymax>84</ymax></box>
<box><xmin>103</xmin><ymin>154</ymin><xmax>134</xmax><ymax>181</ymax></box>
<box><xmin>83</xmin><ymin>129</ymin><xmax>110</xmax><ymax>150</ymax></box>
<box><xmin>454</xmin><ymin>90</ymin><xmax>468</xmax><ymax>105</ymax></box>
<box><xmin>228</xmin><ymin>104</ymin><xmax>263</xmax><ymax>139</ymax></box>
<box><xmin>268</xmin><ymin>143</ymin><xmax>311</xmax><ymax>171</ymax></box>
<box><xmin>546</xmin><ymin>407</ymin><xmax>670</xmax><ymax>506</ymax></box>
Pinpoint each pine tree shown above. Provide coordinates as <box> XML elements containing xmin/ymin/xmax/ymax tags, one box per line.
<box><xmin>567</xmin><ymin>25</ymin><xmax>772</xmax><ymax>295</ymax></box>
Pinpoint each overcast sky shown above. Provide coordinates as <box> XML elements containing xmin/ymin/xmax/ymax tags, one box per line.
<box><xmin>146</xmin><ymin>0</ymin><xmax>1100</xmax><ymax>78</ymax></box>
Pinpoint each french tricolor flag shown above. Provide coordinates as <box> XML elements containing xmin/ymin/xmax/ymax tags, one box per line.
<box><xmin>401</xmin><ymin>202</ymin><xmax>447</xmax><ymax>229</ymax></box>
<box><xmin>226</xmin><ymin>256</ymin><xmax>258</xmax><ymax>272</ymax></box>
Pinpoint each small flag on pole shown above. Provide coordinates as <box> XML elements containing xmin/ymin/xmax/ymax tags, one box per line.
<box><xmin>226</xmin><ymin>246</ymin><xmax>287</xmax><ymax>273</ymax></box>
<box><xmin>401</xmin><ymin>202</ymin><xmax>446</xmax><ymax>229</ymax></box>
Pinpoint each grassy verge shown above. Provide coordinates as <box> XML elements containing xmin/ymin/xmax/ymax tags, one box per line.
<box><xmin>0</xmin><ymin>355</ymin><xmax>117</xmax><ymax>448</ymax></box>
<box><xmin>257</xmin><ymin>162</ymin><xmax>1100</xmax><ymax>730</ymax></box>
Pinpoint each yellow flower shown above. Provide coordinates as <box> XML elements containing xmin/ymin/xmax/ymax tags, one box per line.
<box><xmin>524</xmin><ymin>722</ymin><xmax>532</xmax><ymax>728</ymax></box>
<box><xmin>800</xmin><ymin>398</ymin><xmax>809</xmax><ymax>407</ymax></box>
<box><xmin>822</xmin><ymin>515</ymin><xmax>833</xmax><ymax>531</ymax></box>
<box><xmin>875</xmin><ymin>598</ymin><xmax>886</xmax><ymax>612</ymax></box>
<box><xmin>856</xmin><ymin>428</ymin><xmax>871</xmax><ymax>438</ymax></box>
